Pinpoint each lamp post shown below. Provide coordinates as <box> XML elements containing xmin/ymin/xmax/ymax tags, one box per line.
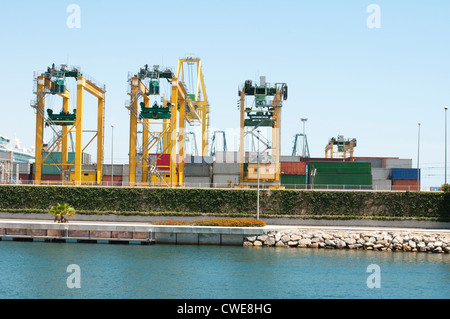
<box><xmin>301</xmin><ymin>118</ymin><xmax>307</xmax><ymax>157</ymax></box>
<box><xmin>111</xmin><ymin>124</ymin><xmax>114</xmax><ymax>186</ymax></box>
<box><xmin>256</xmin><ymin>129</ymin><xmax>260</xmax><ymax>220</ymax></box>
<box><xmin>445</xmin><ymin>106</ymin><xmax>448</xmax><ymax>185</ymax></box>
<box><xmin>417</xmin><ymin>122</ymin><xmax>421</xmax><ymax>192</ymax></box>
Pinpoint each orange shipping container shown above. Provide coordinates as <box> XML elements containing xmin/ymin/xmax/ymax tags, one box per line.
<box><xmin>280</xmin><ymin>161</ymin><xmax>307</xmax><ymax>175</ymax></box>
<box><xmin>392</xmin><ymin>179</ymin><xmax>420</xmax><ymax>191</ymax></box>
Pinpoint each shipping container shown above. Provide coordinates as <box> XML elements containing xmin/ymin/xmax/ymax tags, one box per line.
<box><xmin>392</xmin><ymin>179</ymin><xmax>420</xmax><ymax>191</ymax></box>
<box><xmin>102</xmin><ymin>164</ymin><xmax>125</xmax><ymax>176</ymax></box>
<box><xmin>385</xmin><ymin>159</ymin><xmax>412</xmax><ymax>169</ymax></box>
<box><xmin>371</xmin><ymin>168</ymin><xmax>390</xmax><ymax>180</ymax></box>
<box><xmin>391</xmin><ymin>168</ymin><xmax>420</xmax><ymax>180</ymax></box>
<box><xmin>184</xmin><ymin>164</ymin><xmax>211</xmax><ymax>177</ymax></box>
<box><xmin>185</xmin><ymin>155</ymin><xmax>214</xmax><ymax>165</ymax></box>
<box><xmin>280</xmin><ymin>174</ymin><xmax>306</xmax><ymax>185</ymax></box>
<box><xmin>280</xmin><ymin>161</ymin><xmax>307</xmax><ymax>175</ymax></box>
<box><xmin>355</xmin><ymin>158</ymin><xmax>383</xmax><ymax>168</ymax></box>
<box><xmin>300</xmin><ymin>157</ymin><xmax>345</xmax><ymax>163</ymax></box>
<box><xmin>213</xmin><ymin>163</ymin><xmax>240</xmax><ymax>175</ymax></box>
<box><xmin>245</xmin><ymin>151</ymin><xmax>270</xmax><ymax>163</ymax></box>
<box><xmin>212</xmin><ymin>174</ymin><xmax>239</xmax><ymax>186</ymax></box>
<box><xmin>372</xmin><ymin>179</ymin><xmax>392</xmax><ymax>190</ymax></box>
<box><xmin>184</xmin><ymin>176</ymin><xmax>211</xmax><ymax>187</ymax></box>
<box><xmin>247</xmin><ymin>163</ymin><xmax>276</xmax><ymax>180</ymax></box>
<box><xmin>308</xmin><ymin>161</ymin><xmax>371</xmax><ymax>175</ymax></box>
<box><xmin>310</xmin><ymin>174</ymin><xmax>372</xmax><ymax>187</ymax></box>
<box><xmin>280</xmin><ymin>155</ymin><xmax>301</xmax><ymax>162</ymax></box>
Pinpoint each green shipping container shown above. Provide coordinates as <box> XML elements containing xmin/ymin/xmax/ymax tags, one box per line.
<box><xmin>281</xmin><ymin>174</ymin><xmax>307</xmax><ymax>188</ymax></box>
<box><xmin>308</xmin><ymin>161</ymin><xmax>371</xmax><ymax>175</ymax></box>
<box><xmin>37</xmin><ymin>152</ymin><xmax>89</xmax><ymax>175</ymax></box>
<box><xmin>310</xmin><ymin>174</ymin><xmax>372</xmax><ymax>187</ymax></box>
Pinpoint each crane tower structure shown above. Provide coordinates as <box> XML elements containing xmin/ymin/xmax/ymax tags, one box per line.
<box><xmin>31</xmin><ymin>64</ymin><xmax>106</xmax><ymax>184</ymax></box>
<box><xmin>238</xmin><ymin>76</ymin><xmax>288</xmax><ymax>186</ymax></box>
<box><xmin>126</xmin><ymin>57</ymin><xmax>210</xmax><ymax>186</ymax></box>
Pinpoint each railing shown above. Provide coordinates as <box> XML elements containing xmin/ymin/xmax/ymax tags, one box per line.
<box><xmin>0</xmin><ymin>179</ymin><xmax>434</xmax><ymax>192</ymax></box>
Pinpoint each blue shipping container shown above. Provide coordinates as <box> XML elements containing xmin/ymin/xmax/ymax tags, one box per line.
<box><xmin>391</xmin><ymin>168</ymin><xmax>420</xmax><ymax>180</ymax></box>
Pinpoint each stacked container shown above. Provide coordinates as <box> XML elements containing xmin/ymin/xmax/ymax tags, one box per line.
<box><xmin>391</xmin><ymin>168</ymin><xmax>420</xmax><ymax>191</ymax></box>
<box><xmin>212</xmin><ymin>162</ymin><xmax>239</xmax><ymax>187</ymax></box>
<box><xmin>184</xmin><ymin>156</ymin><xmax>212</xmax><ymax>187</ymax></box>
<box><xmin>308</xmin><ymin>161</ymin><xmax>372</xmax><ymax>189</ymax></box>
<box><xmin>280</xmin><ymin>156</ymin><xmax>307</xmax><ymax>188</ymax></box>
<box><xmin>354</xmin><ymin>158</ymin><xmax>391</xmax><ymax>190</ymax></box>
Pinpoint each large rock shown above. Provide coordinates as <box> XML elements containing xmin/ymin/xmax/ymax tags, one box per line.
<box><xmin>336</xmin><ymin>240</ymin><xmax>346</xmax><ymax>249</ymax></box>
<box><xmin>298</xmin><ymin>238</ymin><xmax>311</xmax><ymax>247</ymax></box>
<box><xmin>344</xmin><ymin>238</ymin><xmax>356</xmax><ymax>245</ymax></box>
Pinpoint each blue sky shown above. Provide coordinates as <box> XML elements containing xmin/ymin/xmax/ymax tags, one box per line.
<box><xmin>0</xmin><ymin>0</ymin><xmax>449</xmax><ymax>189</ymax></box>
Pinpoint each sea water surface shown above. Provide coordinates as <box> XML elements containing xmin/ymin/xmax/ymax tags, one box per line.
<box><xmin>0</xmin><ymin>240</ymin><xmax>448</xmax><ymax>299</ymax></box>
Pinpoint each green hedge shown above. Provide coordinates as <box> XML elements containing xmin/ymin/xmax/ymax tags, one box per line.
<box><xmin>0</xmin><ymin>185</ymin><xmax>448</xmax><ymax>220</ymax></box>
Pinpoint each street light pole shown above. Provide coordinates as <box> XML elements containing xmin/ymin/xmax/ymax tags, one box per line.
<box><xmin>111</xmin><ymin>124</ymin><xmax>114</xmax><ymax>186</ymax></box>
<box><xmin>256</xmin><ymin>129</ymin><xmax>260</xmax><ymax>220</ymax></box>
<box><xmin>417</xmin><ymin>122</ymin><xmax>421</xmax><ymax>192</ymax></box>
<box><xmin>445</xmin><ymin>106</ymin><xmax>448</xmax><ymax>185</ymax></box>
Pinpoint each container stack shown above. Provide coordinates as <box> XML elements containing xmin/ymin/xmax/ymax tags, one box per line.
<box><xmin>308</xmin><ymin>161</ymin><xmax>372</xmax><ymax>189</ymax></box>
<box><xmin>354</xmin><ymin>157</ymin><xmax>390</xmax><ymax>190</ymax></box>
<box><xmin>280</xmin><ymin>156</ymin><xmax>307</xmax><ymax>188</ymax></box>
<box><xmin>212</xmin><ymin>162</ymin><xmax>239</xmax><ymax>187</ymax></box>
<box><xmin>391</xmin><ymin>168</ymin><xmax>420</xmax><ymax>191</ymax></box>
<box><xmin>184</xmin><ymin>156</ymin><xmax>212</xmax><ymax>187</ymax></box>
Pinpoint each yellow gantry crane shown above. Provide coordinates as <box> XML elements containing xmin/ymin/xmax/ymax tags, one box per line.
<box><xmin>127</xmin><ymin>64</ymin><xmax>175</xmax><ymax>186</ymax></box>
<box><xmin>127</xmin><ymin>57</ymin><xmax>210</xmax><ymax>187</ymax></box>
<box><xmin>325</xmin><ymin>135</ymin><xmax>357</xmax><ymax>159</ymax></box>
<box><xmin>31</xmin><ymin>64</ymin><xmax>106</xmax><ymax>184</ymax></box>
<box><xmin>176</xmin><ymin>57</ymin><xmax>210</xmax><ymax>157</ymax></box>
<box><xmin>238</xmin><ymin>76</ymin><xmax>287</xmax><ymax>187</ymax></box>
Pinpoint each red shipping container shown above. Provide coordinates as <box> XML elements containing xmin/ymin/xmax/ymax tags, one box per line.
<box><xmin>150</xmin><ymin>153</ymin><xmax>171</xmax><ymax>170</ymax></box>
<box><xmin>392</xmin><ymin>180</ymin><xmax>420</xmax><ymax>191</ymax></box>
<box><xmin>280</xmin><ymin>161</ymin><xmax>307</xmax><ymax>175</ymax></box>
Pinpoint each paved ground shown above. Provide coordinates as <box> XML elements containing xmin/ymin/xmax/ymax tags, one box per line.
<box><xmin>1</xmin><ymin>211</ymin><xmax>449</xmax><ymax>230</ymax></box>
<box><xmin>1</xmin><ymin>218</ymin><xmax>449</xmax><ymax>234</ymax></box>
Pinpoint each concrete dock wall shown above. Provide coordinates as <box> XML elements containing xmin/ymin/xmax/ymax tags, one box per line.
<box><xmin>0</xmin><ymin>220</ymin><xmax>264</xmax><ymax>246</ymax></box>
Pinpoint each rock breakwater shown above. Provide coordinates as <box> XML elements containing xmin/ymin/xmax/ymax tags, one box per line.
<box><xmin>244</xmin><ymin>229</ymin><xmax>450</xmax><ymax>253</ymax></box>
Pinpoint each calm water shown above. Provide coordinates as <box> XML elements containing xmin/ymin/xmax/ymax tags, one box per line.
<box><xmin>0</xmin><ymin>240</ymin><xmax>448</xmax><ymax>299</ymax></box>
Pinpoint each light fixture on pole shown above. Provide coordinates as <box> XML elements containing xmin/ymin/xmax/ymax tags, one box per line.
<box><xmin>417</xmin><ymin>122</ymin><xmax>421</xmax><ymax>192</ymax></box>
<box><xmin>300</xmin><ymin>118</ymin><xmax>308</xmax><ymax>157</ymax></box>
<box><xmin>111</xmin><ymin>124</ymin><xmax>114</xmax><ymax>186</ymax></box>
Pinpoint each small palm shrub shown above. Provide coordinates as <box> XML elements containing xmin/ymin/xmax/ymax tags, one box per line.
<box><xmin>49</xmin><ymin>203</ymin><xmax>76</xmax><ymax>223</ymax></box>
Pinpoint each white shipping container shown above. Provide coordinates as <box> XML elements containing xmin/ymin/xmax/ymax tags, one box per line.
<box><xmin>385</xmin><ymin>159</ymin><xmax>412</xmax><ymax>169</ymax></box>
<box><xmin>246</xmin><ymin>151</ymin><xmax>269</xmax><ymax>163</ymax></box>
<box><xmin>184</xmin><ymin>176</ymin><xmax>211</xmax><ymax>187</ymax></box>
<box><xmin>371</xmin><ymin>168</ymin><xmax>390</xmax><ymax>180</ymax></box>
<box><xmin>213</xmin><ymin>163</ymin><xmax>240</xmax><ymax>175</ymax></box>
<box><xmin>212</xmin><ymin>174</ymin><xmax>239</xmax><ymax>186</ymax></box>
<box><xmin>372</xmin><ymin>179</ymin><xmax>392</xmax><ymax>191</ymax></box>
<box><xmin>280</xmin><ymin>155</ymin><xmax>301</xmax><ymax>162</ymax></box>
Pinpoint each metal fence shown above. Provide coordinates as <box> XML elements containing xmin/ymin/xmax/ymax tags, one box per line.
<box><xmin>0</xmin><ymin>179</ymin><xmax>437</xmax><ymax>192</ymax></box>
